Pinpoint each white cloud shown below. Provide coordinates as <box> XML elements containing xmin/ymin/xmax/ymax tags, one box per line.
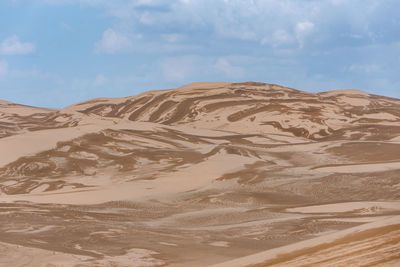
<box><xmin>214</xmin><ymin>58</ymin><xmax>244</xmax><ymax>78</ymax></box>
<box><xmin>161</xmin><ymin>56</ymin><xmax>196</xmax><ymax>81</ymax></box>
<box><xmin>273</xmin><ymin>29</ymin><xmax>294</xmax><ymax>46</ymax></box>
<box><xmin>295</xmin><ymin>21</ymin><xmax>315</xmax><ymax>47</ymax></box>
<box><xmin>262</xmin><ymin>29</ymin><xmax>294</xmax><ymax>47</ymax></box>
<box><xmin>330</xmin><ymin>0</ymin><xmax>346</xmax><ymax>6</ymax></box>
<box><xmin>139</xmin><ymin>12</ymin><xmax>155</xmax><ymax>25</ymax></box>
<box><xmin>133</xmin><ymin>0</ymin><xmax>164</xmax><ymax>7</ymax></box>
<box><xmin>347</xmin><ymin>64</ymin><xmax>381</xmax><ymax>73</ymax></box>
<box><xmin>94</xmin><ymin>74</ymin><xmax>107</xmax><ymax>86</ymax></box>
<box><xmin>162</xmin><ymin>34</ymin><xmax>185</xmax><ymax>43</ymax></box>
<box><xmin>0</xmin><ymin>61</ymin><xmax>8</xmax><ymax>76</ymax></box>
<box><xmin>28</xmin><ymin>1</ymin><xmax>387</xmax><ymax>50</ymax></box>
<box><xmin>94</xmin><ymin>29</ymin><xmax>133</xmax><ymax>54</ymax></box>
<box><xmin>0</xmin><ymin>35</ymin><xmax>35</xmax><ymax>55</ymax></box>
<box><xmin>61</xmin><ymin>22</ymin><xmax>72</xmax><ymax>31</ymax></box>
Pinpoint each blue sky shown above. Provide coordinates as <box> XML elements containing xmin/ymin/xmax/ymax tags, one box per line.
<box><xmin>0</xmin><ymin>0</ymin><xmax>400</xmax><ymax>108</ymax></box>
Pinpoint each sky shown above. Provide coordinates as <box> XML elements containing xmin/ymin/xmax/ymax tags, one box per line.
<box><xmin>0</xmin><ymin>0</ymin><xmax>400</xmax><ymax>108</ymax></box>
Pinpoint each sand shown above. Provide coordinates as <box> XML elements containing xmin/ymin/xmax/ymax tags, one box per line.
<box><xmin>0</xmin><ymin>81</ymin><xmax>399</xmax><ymax>266</ymax></box>
<box><xmin>210</xmin><ymin>216</ymin><xmax>400</xmax><ymax>267</ymax></box>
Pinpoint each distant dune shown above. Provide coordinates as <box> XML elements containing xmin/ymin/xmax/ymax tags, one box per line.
<box><xmin>0</xmin><ymin>82</ymin><xmax>399</xmax><ymax>266</ymax></box>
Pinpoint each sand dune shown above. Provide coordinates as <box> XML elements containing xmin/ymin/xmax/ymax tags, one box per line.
<box><xmin>65</xmin><ymin>82</ymin><xmax>400</xmax><ymax>140</ymax></box>
<box><xmin>0</xmin><ymin>82</ymin><xmax>399</xmax><ymax>266</ymax></box>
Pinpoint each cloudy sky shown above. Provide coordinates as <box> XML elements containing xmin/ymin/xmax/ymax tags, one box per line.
<box><xmin>1</xmin><ymin>0</ymin><xmax>399</xmax><ymax>107</ymax></box>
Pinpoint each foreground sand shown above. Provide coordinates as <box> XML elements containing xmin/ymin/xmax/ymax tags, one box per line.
<box><xmin>211</xmin><ymin>215</ymin><xmax>400</xmax><ymax>267</ymax></box>
<box><xmin>0</xmin><ymin>82</ymin><xmax>399</xmax><ymax>266</ymax></box>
